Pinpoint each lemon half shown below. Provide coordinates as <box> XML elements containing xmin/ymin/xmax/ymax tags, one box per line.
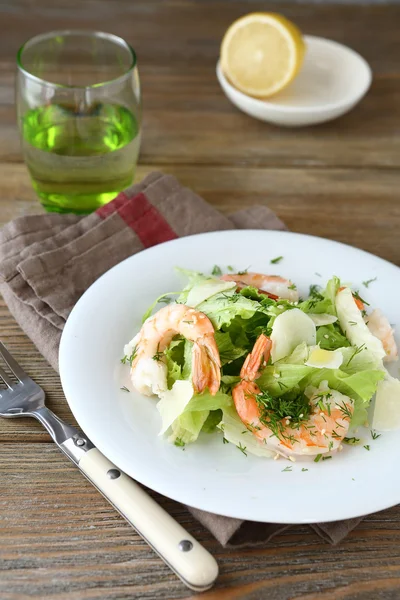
<box><xmin>221</xmin><ymin>13</ymin><xmax>305</xmax><ymax>98</ymax></box>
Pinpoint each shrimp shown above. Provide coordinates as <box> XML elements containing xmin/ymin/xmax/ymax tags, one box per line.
<box><xmin>221</xmin><ymin>272</ymin><xmax>298</xmax><ymax>302</ymax></box>
<box><xmin>129</xmin><ymin>304</ymin><xmax>221</xmax><ymax>397</ymax></box>
<box><xmin>339</xmin><ymin>285</ymin><xmax>398</xmax><ymax>362</ymax></box>
<box><xmin>366</xmin><ymin>308</ymin><xmax>398</xmax><ymax>362</ymax></box>
<box><xmin>232</xmin><ymin>334</ymin><xmax>354</xmax><ymax>457</ymax></box>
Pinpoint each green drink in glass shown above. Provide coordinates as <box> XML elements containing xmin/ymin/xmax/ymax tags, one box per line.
<box><xmin>16</xmin><ymin>31</ymin><xmax>141</xmax><ymax>214</ymax></box>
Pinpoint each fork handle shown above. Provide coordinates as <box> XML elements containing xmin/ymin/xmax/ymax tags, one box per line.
<box><xmin>34</xmin><ymin>406</ymin><xmax>218</xmax><ymax>591</ymax></box>
<box><xmin>77</xmin><ymin>448</ymin><xmax>218</xmax><ymax>591</ymax></box>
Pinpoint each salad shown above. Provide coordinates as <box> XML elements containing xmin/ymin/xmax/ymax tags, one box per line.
<box><xmin>122</xmin><ymin>267</ymin><xmax>400</xmax><ymax>461</ymax></box>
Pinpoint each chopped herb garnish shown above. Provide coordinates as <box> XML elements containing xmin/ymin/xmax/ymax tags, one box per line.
<box><xmin>222</xmin><ymin>437</ymin><xmax>229</xmax><ymax>444</ymax></box>
<box><xmin>348</xmin><ymin>321</ymin><xmax>357</xmax><ymax>326</ymax></box>
<box><xmin>120</xmin><ymin>386</ymin><xmax>130</xmax><ymax>392</ymax></box>
<box><xmin>183</xmin><ymin>320</ymin><xmax>193</xmax><ymax>324</ymax></box>
<box><xmin>353</xmin><ymin>290</ymin><xmax>369</xmax><ymax>306</ymax></box>
<box><xmin>270</xmin><ymin>256</ymin><xmax>283</xmax><ymax>264</ymax></box>
<box><xmin>301</xmin><ymin>468</ymin><xmax>309</xmax><ymax>472</ymax></box>
<box><xmin>315</xmin><ymin>272</ymin><xmax>322</xmax><ymax>277</ymax></box>
<box><xmin>364</xmin><ymin>445</ymin><xmax>370</xmax><ymax>451</ymax></box>
<box><xmin>288</xmin><ymin>283</ymin><xmax>297</xmax><ymax>290</ymax></box>
<box><xmin>343</xmin><ymin>437</ymin><xmax>361</xmax><ymax>445</ymax></box>
<box><xmin>238</xmin><ymin>266</ymin><xmax>250</xmax><ymax>275</ymax></box>
<box><xmin>361</xmin><ymin>309</ymin><xmax>367</xmax><ymax>318</ymax></box>
<box><xmin>362</xmin><ymin>277</ymin><xmax>377</xmax><ymax>288</ymax></box>
<box><xmin>152</xmin><ymin>350</ymin><xmax>164</xmax><ymax>361</ymax></box>
<box><xmin>237</xmin><ymin>442</ymin><xmax>247</xmax><ymax>456</ymax></box>
<box><xmin>371</xmin><ymin>430</ymin><xmax>381</xmax><ymax>440</ymax></box>
<box><xmin>346</xmin><ymin>344</ymin><xmax>365</xmax><ymax>366</ymax></box>
<box><xmin>158</xmin><ymin>296</ymin><xmax>172</xmax><ymax>305</ymax></box>
<box><xmin>227</xmin><ymin>265</ymin><xmax>234</xmax><ymax>272</ymax></box>
<box><xmin>174</xmin><ymin>438</ymin><xmax>185</xmax><ymax>448</ymax></box>
<box><xmin>255</xmin><ymin>390</ymin><xmax>310</xmax><ymax>442</ymax></box>
<box><xmin>121</xmin><ymin>345</ymin><xmax>138</xmax><ymax>366</ymax></box>
<box><xmin>282</xmin><ymin>466</ymin><xmax>292</xmax><ymax>472</ymax></box>
<box><xmin>309</xmin><ymin>284</ymin><xmax>323</xmax><ymax>299</ymax></box>
<box><xmin>328</xmin><ymin>441</ymin><xmax>333</xmax><ymax>451</ymax></box>
<box><xmin>322</xmin><ymin>455</ymin><xmax>332</xmax><ymax>461</ymax></box>
<box><xmin>211</xmin><ymin>265</ymin><xmax>222</xmax><ymax>276</ymax></box>
<box><xmin>314</xmin><ymin>454</ymin><xmax>322</xmax><ymax>463</ymax></box>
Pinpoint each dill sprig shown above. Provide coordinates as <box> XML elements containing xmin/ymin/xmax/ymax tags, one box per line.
<box><xmin>362</xmin><ymin>277</ymin><xmax>377</xmax><ymax>288</ymax></box>
<box><xmin>343</xmin><ymin>437</ymin><xmax>361</xmax><ymax>445</ymax></box>
<box><xmin>255</xmin><ymin>390</ymin><xmax>311</xmax><ymax>442</ymax></box>
<box><xmin>353</xmin><ymin>290</ymin><xmax>370</xmax><ymax>306</ymax></box>
<box><xmin>346</xmin><ymin>344</ymin><xmax>365</xmax><ymax>366</ymax></box>
<box><xmin>152</xmin><ymin>350</ymin><xmax>164</xmax><ymax>362</ymax></box>
<box><xmin>237</xmin><ymin>442</ymin><xmax>247</xmax><ymax>456</ymax></box>
<box><xmin>121</xmin><ymin>345</ymin><xmax>138</xmax><ymax>366</ymax></box>
<box><xmin>212</xmin><ymin>265</ymin><xmax>222</xmax><ymax>276</ymax></box>
<box><xmin>238</xmin><ymin>266</ymin><xmax>250</xmax><ymax>275</ymax></box>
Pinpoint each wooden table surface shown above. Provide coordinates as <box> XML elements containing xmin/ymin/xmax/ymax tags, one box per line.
<box><xmin>1</xmin><ymin>1</ymin><xmax>400</xmax><ymax>598</ymax></box>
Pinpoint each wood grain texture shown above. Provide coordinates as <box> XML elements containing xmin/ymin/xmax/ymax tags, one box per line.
<box><xmin>1</xmin><ymin>444</ymin><xmax>400</xmax><ymax>600</ymax></box>
<box><xmin>1</xmin><ymin>0</ymin><xmax>400</xmax><ymax>597</ymax></box>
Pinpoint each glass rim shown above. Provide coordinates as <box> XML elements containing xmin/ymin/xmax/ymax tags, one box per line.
<box><xmin>16</xmin><ymin>29</ymin><xmax>137</xmax><ymax>89</ymax></box>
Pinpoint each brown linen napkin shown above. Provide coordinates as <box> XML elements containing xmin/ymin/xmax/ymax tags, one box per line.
<box><xmin>0</xmin><ymin>172</ymin><xmax>362</xmax><ymax>547</ymax></box>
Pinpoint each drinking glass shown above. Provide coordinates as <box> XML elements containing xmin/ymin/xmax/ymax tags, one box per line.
<box><xmin>16</xmin><ymin>31</ymin><xmax>141</xmax><ymax>214</ymax></box>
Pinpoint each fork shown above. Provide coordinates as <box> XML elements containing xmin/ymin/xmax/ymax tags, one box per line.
<box><xmin>0</xmin><ymin>342</ymin><xmax>218</xmax><ymax>591</ymax></box>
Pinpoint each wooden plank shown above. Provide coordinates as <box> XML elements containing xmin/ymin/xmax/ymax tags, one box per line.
<box><xmin>1</xmin><ymin>1</ymin><xmax>399</xmax><ymax>75</ymax></box>
<box><xmin>3</xmin><ymin>72</ymin><xmax>400</xmax><ymax>168</ymax></box>
<box><xmin>1</xmin><ymin>161</ymin><xmax>399</xmax><ymax>257</ymax></box>
<box><xmin>1</xmin><ymin>1</ymin><xmax>399</xmax><ymax>169</ymax></box>
<box><xmin>1</xmin><ymin>443</ymin><xmax>400</xmax><ymax>599</ymax></box>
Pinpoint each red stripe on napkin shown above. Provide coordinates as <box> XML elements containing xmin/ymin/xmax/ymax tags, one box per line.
<box><xmin>118</xmin><ymin>193</ymin><xmax>178</xmax><ymax>247</ymax></box>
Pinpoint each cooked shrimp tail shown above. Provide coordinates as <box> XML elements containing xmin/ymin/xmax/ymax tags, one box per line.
<box><xmin>192</xmin><ymin>334</ymin><xmax>221</xmax><ymax>395</ymax></box>
<box><xmin>233</xmin><ymin>334</ymin><xmax>354</xmax><ymax>457</ymax></box>
<box><xmin>221</xmin><ymin>272</ymin><xmax>298</xmax><ymax>301</ymax></box>
<box><xmin>240</xmin><ymin>333</ymin><xmax>272</xmax><ymax>380</ymax></box>
<box><xmin>130</xmin><ymin>304</ymin><xmax>221</xmax><ymax>397</ymax></box>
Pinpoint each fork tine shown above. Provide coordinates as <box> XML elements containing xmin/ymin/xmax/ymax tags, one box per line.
<box><xmin>0</xmin><ymin>342</ymin><xmax>27</xmax><ymax>382</ymax></box>
<box><xmin>0</xmin><ymin>365</ymin><xmax>14</xmax><ymax>389</ymax></box>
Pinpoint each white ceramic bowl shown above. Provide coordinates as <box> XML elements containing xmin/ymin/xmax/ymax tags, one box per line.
<box><xmin>216</xmin><ymin>35</ymin><xmax>372</xmax><ymax>127</ymax></box>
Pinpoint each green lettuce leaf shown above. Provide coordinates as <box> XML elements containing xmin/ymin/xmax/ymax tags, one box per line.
<box><xmin>183</xmin><ymin>390</ymin><xmax>232</xmax><ymax>413</ymax></box>
<box><xmin>175</xmin><ymin>268</ymin><xmax>235</xmax><ymax>307</ymax></box>
<box><xmin>197</xmin><ymin>292</ymin><xmax>268</xmax><ymax>329</ymax></box>
<box><xmin>169</xmin><ymin>410</ymin><xmax>209</xmax><ymax>444</ymax></box>
<box><xmin>214</xmin><ymin>331</ymin><xmax>247</xmax><ymax>365</ymax></box>
<box><xmin>168</xmin><ymin>391</ymin><xmax>232</xmax><ymax>444</ymax></box>
<box><xmin>257</xmin><ymin>364</ymin><xmax>315</xmax><ymax>396</ymax></box>
<box><xmin>164</xmin><ymin>338</ymin><xmax>185</xmax><ymax>388</ymax></box>
<box><xmin>201</xmin><ymin>409</ymin><xmax>223</xmax><ymax>433</ymax></box>
<box><xmin>218</xmin><ymin>407</ymin><xmax>274</xmax><ymax>458</ymax></box>
<box><xmin>340</xmin><ymin>346</ymin><xmax>384</xmax><ymax>375</ymax></box>
<box><xmin>303</xmin><ymin>368</ymin><xmax>385</xmax><ymax>404</ymax></box>
<box><xmin>316</xmin><ymin>324</ymin><xmax>350</xmax><ymax>350</ymax></box>
<box><xmin>298</xmin><ymin>277</ymin><xmax>340</xmax><ymax>316</ymax></box>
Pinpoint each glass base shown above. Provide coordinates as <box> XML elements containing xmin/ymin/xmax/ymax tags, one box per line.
<box><xmin>33</xmin><ymin>177</ymin><xmax>134</xmax><ymax>215</ymax></box>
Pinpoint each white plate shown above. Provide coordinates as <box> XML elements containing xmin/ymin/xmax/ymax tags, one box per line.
<box><xmin>60</xmin><ymin>230</ymin><xmax>400</xmax><ymax>523</ymax></box>
<box><xmin>217</xmin><ymin>36</ymin><xmax>372</xmax><ymax>126</ymax></box>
